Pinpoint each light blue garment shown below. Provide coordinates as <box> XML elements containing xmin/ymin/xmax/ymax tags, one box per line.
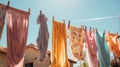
<box><xmin>96</xmin><ymin>31</ymin><xmax>110</xmax><ymax>67</ymax></box>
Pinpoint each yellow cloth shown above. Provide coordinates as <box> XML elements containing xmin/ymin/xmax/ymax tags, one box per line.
<box><xmin>50</xmin><ymin>19</ymin><xmax>70</xmax><ymax>67</ymax></box>
<box><xmin>106</xmin><ymin>32</ymin><xmax>120</xmax><ymax>57</ymax></box>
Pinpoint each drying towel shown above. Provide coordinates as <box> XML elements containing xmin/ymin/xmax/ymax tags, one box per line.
<box><xmin>7</xmin><ymin>9</ymin><xmax>29</xmax><ymax>67</ymax></box>
<box><xmin>0</xmin><ymin>6</ymin><xmax>6</xmax><ymax>40</ymax></box>
<box><xmin>50</xmin><ymin>19</ymin><xmax>70</xmax><ymax>67</ymax></box>
<box><xmin>106</xmin><ymin>32</ymin><xmax>120</xmax><ymax>57</ymax></box>
<box><xmin>96</xmin><ymin>31</ymin><xmax>110</xmax><ymax>67</ymax></box>
<box><xmin>68</xmin><ymin>26</ymin><xmax>86</xmax><ymax>61</ymax></box>
<box><xmin>84</xmin><ymin>30</ymin><xmax>98</xmax><ymax>67</ymax></box>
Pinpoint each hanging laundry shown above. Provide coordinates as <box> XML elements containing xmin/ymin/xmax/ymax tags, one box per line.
<box><xmin>7</xmin><ymin>8</ymin><xmax>29</xmax><ymax>67</ymax></box>
<box><xmin>84</xmin><ymin>29</ymin><xmax>98</xmax><ymax>67</ymax></box>
<box><xmin>36</xmin><ymin>11</ymin><xmax>49</xmax><ymax>61</ymax></box>
<box><xmin>50</xmin><ymin>19</ymin><xmax>70</xmax><ymax>67</ymax></box>
<box><xmin>106</xmin><ymin>32</ymin><xmax>120</xmax><ymax>57</ymax></box>
<box><xmin>0</xmin><ymin>6</ymin><xmax>6</xmax><ymax>40</ymax></box>
<box><xmin>68</xmin><ymin>26</ymin><xmax>86</xmax><ymax>61</ymax></box>
<box><xmin>96</xmin><ymin>31</ymin><xmax>110</xmax><ymax>67</ymax></box>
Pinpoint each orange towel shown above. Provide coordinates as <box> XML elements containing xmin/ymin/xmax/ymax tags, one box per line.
<box><xmin>106</xmin><ymin>32</ymin><xmax>120</xmax><ymax>57</ymax></box>
<box><xmin>50</xmin><ymin>19</ymin><xmax>70</xmax><ymax>67</ymax></box>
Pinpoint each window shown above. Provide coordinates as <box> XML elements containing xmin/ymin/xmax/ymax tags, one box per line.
<box><xmin>25</xmin><ymin>62</ymin><xmax>33</xmax><ymax>67</ymax></box>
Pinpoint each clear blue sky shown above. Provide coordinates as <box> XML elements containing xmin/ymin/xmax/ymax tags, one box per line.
<box><xmin>0</xmin><ymin>0</ymin><xmax>120</xmax><ymax>67</ymax></box>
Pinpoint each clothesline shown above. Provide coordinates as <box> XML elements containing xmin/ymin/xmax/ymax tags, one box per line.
<box><xmin>0</xmin><ymin>1</ymin><xmax>30</xmax><ymax>15</ymax></box>
<box><xmin>71</xmin><ymin>15</ymin><xmax>120</xmax><ymax>22</ymax></box>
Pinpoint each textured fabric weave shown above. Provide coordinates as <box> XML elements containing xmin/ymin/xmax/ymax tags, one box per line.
<box><xmin>0</xmin><ymin>6</ymin><xmax>6</xmax><ymax>40</ymax></box>
<box><xmin>50</xmin><ymin>19</ymin><xmax>70</xmax><ymax>67</ymax></box>
<box><xmin>96</xmin><ymin>31</ymin><xmax>110</xmax><ymax>67</ymax></box>
<box><xmin>68</xmin><ymin>26</ymin><xmax>86</xmax><ymax>61</ymax></box>
<box><xmin>7</xmin><ymin>9</ymin><xmax>29</xmax><ymax>67</ymax></box>
<box><xmin>106</xmin><ymin>32</ymin><xmax>120</xmax><ymax>57</ymax></box>
<box><xmin>36</xmin><ymin>13</ymin><xmax>49</xmax><ymax>60</ymax></box>
<box><xmin>85</xmin><ymin>30</ymin><xmax>98</xmax><ymax>67</ymax></box>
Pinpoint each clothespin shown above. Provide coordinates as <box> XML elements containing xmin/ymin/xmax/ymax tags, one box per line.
<box><xmin>63</xmin><ymin>19</ymin><xmax>65</xmax><ymax>24</ymax></box>
<box><xmin>104</xmin><ymin>30</ymin><xmax>105</xmax><ymax>34</ymax></box>
<box><xmin>68</xmin><ymin>20</ymin><xmax>70</xmax><ymax>29</ymax></box>
<box><xmin>52</xmin><ymin>16</ymin><xmax>54</xmax><ymax>21</ymax></box>
<box><xmin>93</xmin><ymin>28</ymin><xmax>95</xmax><ymax>32</ymax></box>
<box><xmin>85</xmin><ymin>26</ymin><xmax>87</xmax><ymax>31</ymax></box>
<box><xmin>96</xmin><ymin>28</ymin><xmax>98</xmax><ymax>33</ymax></box>
<box><xmin>90</xmin><ymin>27</ymin><xmax>91</xmax><ymax>31</ymax></box>
<box><xmin>7</xmin><ymin>0</ymin><xmax>10</xmax><ymax>9</ymax></box>
<box><xmin>28</xmin><ymin>8</ymin><xmax>30</xmax><ymax>15</ymax></box>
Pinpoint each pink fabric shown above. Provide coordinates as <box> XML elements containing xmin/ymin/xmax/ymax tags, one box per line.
<box><xmin>0</xmin><ymin>6</ymin><xmax>6</xmax><ymax>40</ymax></box>
<box><xmin>85</xmin><ymin>30</ymin><xmax>98</xmax><ymax>67</ymax></box>
<box><xmin>7</xmin><ymin>9</ymin><xmax>29</xmax><ymax>67</ymax></box>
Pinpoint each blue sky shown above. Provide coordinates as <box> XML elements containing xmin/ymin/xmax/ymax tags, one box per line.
<box><xmin>0</xmin><ymin>0</ymin><xmax>120</xmax><ymax>67</ymax></box>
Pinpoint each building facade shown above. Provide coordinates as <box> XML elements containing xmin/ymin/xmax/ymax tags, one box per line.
<box><xmin>0</xmin><ymin>43</ymin><xmax>77</xmax><ymax>67</ymax></box>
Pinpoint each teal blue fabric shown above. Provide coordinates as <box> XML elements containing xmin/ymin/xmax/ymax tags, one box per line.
<box><xmin>96</xmin><ymin>31</ymin><xmax>110</xmax><ymax>67</ymax></box>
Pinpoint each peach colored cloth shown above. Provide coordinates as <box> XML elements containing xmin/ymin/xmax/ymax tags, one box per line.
<box><xmin>50</xmin><ymin>19</ymin><xmax>70</xmax><ymax>67</ymax></box>
<box><xmin>106</xmin><ymin>32</ymin><xmax>120</xmax><ymax>57</ymax></box>
<box><xmin>68</xmin><ymin>26</ymin><xmax>86</xmax><ymax>61</ymax></box>
<box><xmin>85</xmin><ymin>30</ymin><xmax>98</xmax><ymax>67</ymax></box>
<box><xmin>7</xmin><ymin>9</ymin><xmax>29</xmax><ymax>67</ymax></box>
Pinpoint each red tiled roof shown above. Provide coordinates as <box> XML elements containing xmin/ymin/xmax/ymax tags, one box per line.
<box><xmin>27</xmin><ymin>43</ymin><xmax>77</xmax><ymax>63</ymax></box>
<box><xmin>0</xmin><ymin>43</ymin><xmax>77</xmax><ymax>64</ymax></box>
<box><xmin>0</xmin><ymin>46</ymin><xmax>7</xmax><ymax>54</ymax></box>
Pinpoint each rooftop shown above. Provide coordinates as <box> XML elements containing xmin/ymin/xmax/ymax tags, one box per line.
<box><xmin>0</xmin><ymin>43</ymin><xmax>77</xmax><ymax>63</ymax></box>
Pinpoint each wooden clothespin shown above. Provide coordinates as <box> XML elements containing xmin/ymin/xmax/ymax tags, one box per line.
<box><xmin>68</xmin><ymin>20</ymin><xmax>70</xmax><ymax>29</ymax></box>
<box><xmin>90</xmin><ymin>27</ymin><xmax>91</xmax><ymax>31</ymax></box>
<box><xmin>28</xmin><ymin>8</ymin><xmax>30</xmax><ymax>15</ymax></box>
<box><xmin>96</xmin><ymin>28</ymin><xmax>98</xmax><ymax>33</ymax></box>
<box><xmin>93</xmin><ymin>28</ymin><xmax>95</xmax><ymax>32</ymax></box>
<box><xmin>52</xmin><ymin>16</ymin><xmax>54</xmax><ymax>21</ymax></box>
<box><xmin>85</xmin><ymin>26</ymin><xmax>87</xmax><ymax>31</ymax></box>
<box><xmin>104</xmin><ymin>30</ymin><xmax>105</xmax><ymax>34</ymax></box>
<box><xmin>7</xmin><ymin>0</ymin><xmax>10</xmax><ymax>9</ymax></box>
<box><xmin>63</xmin><ymin>19</ymin><xmax>65</xmax><ymax>24</ymax></box>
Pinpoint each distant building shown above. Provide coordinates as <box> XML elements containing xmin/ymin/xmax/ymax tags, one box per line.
<box><xmin>0</xmin><ymin>43</ymin><xmax>77</xmax><ymax>67</ymax></box>
<box><xmin>0</xmin><ymin>46</ymin><xmax>7</xmax><ymax>67</ymax></box>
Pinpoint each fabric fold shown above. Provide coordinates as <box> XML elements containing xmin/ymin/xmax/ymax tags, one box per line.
<box><xmin>106</xmin><ymin>32</ymin><xmax>120</xmax><ymax>57</ymax></box>
<box><xmin>0</xmin><ymin>6</ymin><xmax>6</xmax><ymax>40</ymax></box>
<box><xmin>84</xmin><ymin>30</ymin><xmax>98</xmax><ymax>67</ymax></box>
<box><xmin>36</xmin><ymin>12</ymin><xmax>49</xmax><ymax>61</ymax></box>
<box><xmin>7</xmin><ymin>9</ymin><xmax>29</xmax><ymax>67</ymax></box>
<box><xmin>96</xmin><ymin>31</ymin><xmax>110</xmax><ymax>67</ymax></box>
<box><xmin>68</xmin><ymin>26</ymin><xmax>86</xmax><ymax>61</ymax></box>
<box><xmin>50</xmin><ymin>19</ymin><xmax>70</xmax><ymax>67</ymax></box>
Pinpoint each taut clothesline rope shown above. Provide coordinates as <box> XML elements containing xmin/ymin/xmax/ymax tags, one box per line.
<box><xmin>71</xmin><ymin>15</ymin><xmax>119</xmax><ymax>22</ymax></box>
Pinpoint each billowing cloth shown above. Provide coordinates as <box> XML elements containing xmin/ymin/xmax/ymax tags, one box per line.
<box><xmin>0</xmin><ymin>6</ymin><xmax>6</xmax><ymax>40</ymax></box>
<box><xmin>96</xmin><ymin>31</ymin><xmax>110</xmax><ymax>67</ymax></box>
<box><xmin>50</xmin><ymin>19</ymin><xmax>70</xmax><ymax>67</ymax></box>
<box><xmin>7</xmin><ymin>9</ymin><xmax>29</xmax><ymax>67</ymax></box>
<box><xmin>36</xmin><ymin>12</ymin><xmax>49</xmax><ymax>61</ymax></box>
<box><xmin>84</xmin><ymin>30</ymin><xmax>98</xmax><ymax>67</ymax></box>
<box><xmin>68</xmin><ymin>26</ymin><xmax>86</xmax><ymax>61</ymax></box>
<box><xmin>106</xmin><ymin>32</ymin><xmax>120</xmax><ymax>57</ymax></box>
